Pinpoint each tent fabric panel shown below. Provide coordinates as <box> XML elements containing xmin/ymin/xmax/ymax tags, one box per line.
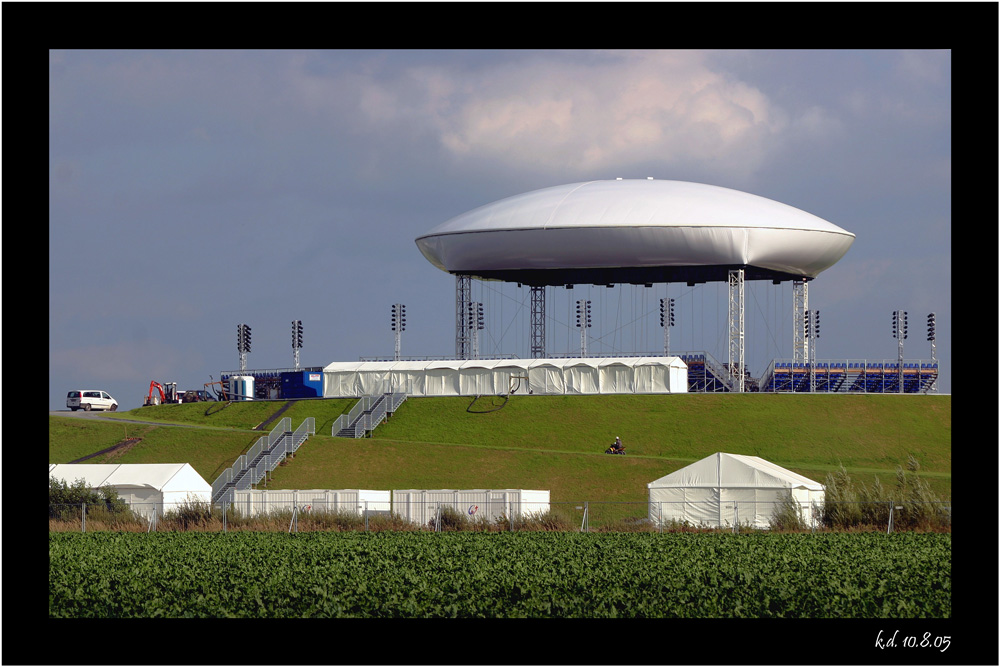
<box><xmin>683</xmin><ymin>487</ymin><xmax>719</xmax><ymax>526</ymax></box>
<box><xmin>599</xmin><ymin>362</ymin><xmax>634</xmax><ymax>394</ymax></box>
<box><xmin>324</xmin><ymin>357</ymin><xmax>689</xmax><ymax>398</ymax></box>
<box><xmin>564</xmin><ymin>364</ymin><xmax>599</xmax><ymax>394</ymax></box>
<box><xmin>528</xmin><ymin>364</ymin><xmax>566</xmax><ymax>395</ymax></box>
<box><xmin>459</xmin><ymin>366</ymin><xmax>496</xmax><ymax>396</ymax></box>
<box><xmin>162</xmin><ymin>489</ymin><xmax>212</xmax><ymax>508</ymax></box>
<box><xmin>158</xmin><ymin>463</ymin><xmax>212</xmax><ymax>494</ymax></box>
<box><xmin>649</xmin><ymin>486</ymin><xmax>718</xmax><ymax>526</ymax></box>
<box><xmin>424</xmin><ymin>367</ymin><xmax>461</xmax><ymax>396</ymax></box>
<box><xmin>739</xmin><ymin>455</ymin><xmax>825</xmax><ymax>490</ymax></box>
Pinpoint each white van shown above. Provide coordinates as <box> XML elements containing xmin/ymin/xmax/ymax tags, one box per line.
<box><xmin>67</xmin><ymin>390</ymin><xmax>118</xmax><ymax>412</ymax></box>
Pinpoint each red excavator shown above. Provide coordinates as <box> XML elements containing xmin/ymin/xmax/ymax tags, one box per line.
<box><xmin>143</xmin><ymin>381</ymin><xmax>179</xmax><ymax>406</ymax></box>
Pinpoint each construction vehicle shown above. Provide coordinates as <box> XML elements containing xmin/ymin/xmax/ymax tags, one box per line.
<box><xmin>144</xmin><ymin>381</ymin><xmax>180</xmax><ymax>406</ymax></box>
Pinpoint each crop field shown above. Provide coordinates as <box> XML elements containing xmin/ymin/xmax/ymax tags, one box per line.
<box><xmin>49</xmin><ymin>531</ymin><xmax>950</xmax><ymax>619</ymax></box>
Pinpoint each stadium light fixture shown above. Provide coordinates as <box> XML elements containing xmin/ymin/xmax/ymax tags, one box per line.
<box><xmin>576</xmin><ymin>299</ymin><xmax>592</xmax><ymax>356</ymax></box>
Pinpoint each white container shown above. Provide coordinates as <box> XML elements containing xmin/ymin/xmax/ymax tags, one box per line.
<box><xmin>229</xmin><ymin>375</ymin><xmax>255</xmax><ymax>401</ymax></box>
<box><xmin>231</xmin><ymin>489</ymin><xmax>391</xmax><ymax>517</ymax></box>
<box><xmin>392</xmin><ymin>489</ymin><xmax>551</xmax><ymax>526</ymax></box>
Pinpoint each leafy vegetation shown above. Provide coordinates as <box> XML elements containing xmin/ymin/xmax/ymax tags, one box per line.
<box><xmin>48</xmin><ymin>531</ymin><xmax>951</xmax><ymax>618</ymax></box>
<box><xmin>49</xmin><ymin>476</ymin><xmax>128</xmax><ymax>517</ymax></box>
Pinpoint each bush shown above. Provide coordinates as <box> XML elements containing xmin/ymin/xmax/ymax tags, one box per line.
<box><xmin>516</xmin><ymin>510</ymin><xmax>577</xmax><ymax>532</ymax></box>
<box><xmin>161</xmin><ymin>498</ymin><xmax>217</xmax><ymax>530</ymax></box>
<box><xmin>769</xmin><ymin>492</ymin><xmax>807</xmax><ymax>531</ymax></box>
<box><xmin>49</xmin><ymin>476</ymin><xmax>128</xmax><ymax>519</ymax></box>
<box><xmin>431</xmin><ymin>505</ymin><xmax>469</xmax><ymax>531</ymax></box>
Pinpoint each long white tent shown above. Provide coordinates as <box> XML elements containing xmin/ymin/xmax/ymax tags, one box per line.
<box><xmin>49</xmin><ymin>463</ymin><xmax>212</xmax><ymax>520</ymax></box>
<box><xmin>647</xmin><ymin>453</ymin><xmax>825</xmax><ymax>529</ymax></box>
<box><xmin>322</xmin><ymin>356</ymin><xmax>687</xmax><ymax>398</ymax></box>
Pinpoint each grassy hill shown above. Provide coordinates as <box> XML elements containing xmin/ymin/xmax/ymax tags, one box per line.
<box><xmin>49</xmin><ymin>393</ymin><xmax>951</xmax><ymax>502</ymax></box>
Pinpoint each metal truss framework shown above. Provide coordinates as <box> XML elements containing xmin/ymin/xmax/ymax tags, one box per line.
<box><xmin>728</xmin><ymin>269</ymin><xmax>744</xmax><ymax>393</ymax></box>
<box><xmin>455</xmin><ymin>275</ymin><xmax>472</xmax><ymax>359</ymax></box>
<box><xmin>530</xmin><ymin>285</ymin><xmax>546</xmax><ymax>359</ymax></box>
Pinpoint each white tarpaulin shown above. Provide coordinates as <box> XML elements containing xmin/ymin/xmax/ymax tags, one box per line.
<box><xmin>49</xmin><ymin>463</ymin><xmax>212</xmax><ymax>520</ymax></box>
<box><xmin>323</xmin><ymin>356</ymin><xmax>687</xmax><ymax>398</ymax></box>
<box><xmin>647</xmin><ymin>453</ymin><xmax>825</xmax><ymax>529</ymax></box>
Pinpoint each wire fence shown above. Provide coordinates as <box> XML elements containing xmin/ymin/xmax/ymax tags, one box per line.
<box><xmin>48</xmin><ymin>499</ymin><xmax>952</xmax><ymax>534</ymax></box>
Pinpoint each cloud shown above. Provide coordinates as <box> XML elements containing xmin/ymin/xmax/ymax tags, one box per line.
<box><xmin>301</xmin><ymin>51</ymin><xmax>804</xmax><ymax>181</ymax></box>
<box><xmin>439</xmin><ymin>53</ymin><xmax>788</xmax><ymax>176</ymax></box>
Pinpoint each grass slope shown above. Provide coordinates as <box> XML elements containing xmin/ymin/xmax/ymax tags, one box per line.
<box><xmin>49</xmin><ymin>394</ymin><xmax>951</xmax><ymax>502</ymax></box>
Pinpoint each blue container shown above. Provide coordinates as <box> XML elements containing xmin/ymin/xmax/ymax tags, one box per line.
<box><xmin>281</xmin><ymin>370</ymin><xmax>323</xmax><ymax>399</ymax></box>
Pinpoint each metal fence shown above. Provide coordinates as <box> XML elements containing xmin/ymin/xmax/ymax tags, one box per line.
<box><xmin>48</xmin><ymin>499</ymin><xmax>952</xmax><ymax>534</ymax></box>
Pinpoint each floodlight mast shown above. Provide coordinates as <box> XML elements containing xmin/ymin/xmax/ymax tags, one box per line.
<box><xmin>392</xmin><ymin>304</ymin><xmax>406</xmax><ymax>361</ymax></box>
<box><xmin>660</xmin><ymin>297</ymin><xmax>675</xmax><ymax>356</ymax></box>
<box><xmin>237</xmin><ymin>324</ymin><xmax>251</xmax><ymax>372</ymax></box>
<box><xmin>792</xmin><ymin>280</ymin><xmax>809</xmax><ymax>366</ymax></box>
<box><xmin>292</xmin><ymin>320</ymin><xmax>303</xmax><ymax>370</ymax></box>
<box><xmin>926</xmin><ymin>312</ymin><xmax>937</xmax><ymax>394</ymax></box>
<box><xmin>575</xmin><ymin>300</ymin><xmax>592</xmax><ymax>356</ymax></box>
<box><xmin>467</xmin><ymin>302</ymin><xmax>483</xmax><ymax>359</ymax></box>
<box><xmin>892</xmin><ymin>310</ymin><xmax>908</xmax><ymax>392</ymax></box>
<box><xmin>805</xmin><ymin>310</ymin><xmax>819</xmax><ymax>391</ymax></box>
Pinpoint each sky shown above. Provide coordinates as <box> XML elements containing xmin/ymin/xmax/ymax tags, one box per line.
<box><xmin>49</xmin><ymin>49</ymin><xmax>951</xmax><ymax>411</ymax></box>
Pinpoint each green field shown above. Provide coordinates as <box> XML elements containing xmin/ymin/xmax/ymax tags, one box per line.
<box><xmin>50</xmin><ymin>393</ymin><xmax>951</xmax><ymax>502</ymax></box>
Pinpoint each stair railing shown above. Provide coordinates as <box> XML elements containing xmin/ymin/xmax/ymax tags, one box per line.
<box><xmin>213</xmin><ymin>417</ymin><xmax>304</xmax><ymax>504</ymax></box>
<box><xmin>333</xmin><ymin>391</ymin><xmax>405</xmax><ymax>438</ymax></box>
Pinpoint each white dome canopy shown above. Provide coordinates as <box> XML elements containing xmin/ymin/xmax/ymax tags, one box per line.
<box><xmin>415</xmin><ymin>179</ymin><xmax>855</xmax><ymax>285</ymax></box>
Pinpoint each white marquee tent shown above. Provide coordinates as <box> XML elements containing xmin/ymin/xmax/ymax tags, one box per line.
<box><xmin>323</xmin><ymin>356</ymin><xmax>687</xmax><ymax>398</ymax></box>
<box><xmin>647</xmin><ymin>453</ymin><xmax>825</xmax><ymax>529</ymax></box>
<box><xmin>49</xmin><ymin>463</ymin><xmax>212</xmax><ymax>519</ymax></box>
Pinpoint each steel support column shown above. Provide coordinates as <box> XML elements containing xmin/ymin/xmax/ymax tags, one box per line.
<box><xmin>728</xmin><ymin>269</ymin><xmax>745</xmax><ymax>393</ymax></box>
<box><xmin>456</xmin><ymin>275</ymin><xmax>472</xmax><ymax>359</ymax></box>
<box><xmin>530</xmin><ymin>285</ymin><xmax>546</xmax><ymax>359</ymax></box>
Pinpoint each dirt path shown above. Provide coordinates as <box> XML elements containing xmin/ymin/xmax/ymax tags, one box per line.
<box><xmin>69</xmin><ymin>438</ymin><xmax>143</xmax><ymax>463</ymax></box>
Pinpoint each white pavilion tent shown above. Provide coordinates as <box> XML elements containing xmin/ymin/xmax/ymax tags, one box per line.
<box><xmin>647</xmin><ymin>453</ymin><xmax>825</xmax><ymax>529</ymax></box>
<box><xmin>322</xmin><ymin>356</ymin><xmax>687</xmax><ymax>398</ymax></box>
<box><xmin>49</xmin><ymin>463</ymin><xmax>212</xmax><ymax>520</ymax></box>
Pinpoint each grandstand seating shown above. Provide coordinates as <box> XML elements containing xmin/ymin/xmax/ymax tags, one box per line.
<box><xmin>757</xmin><ymin>359</ymin><xmax>937</xmax><ymax>393</ymax></box>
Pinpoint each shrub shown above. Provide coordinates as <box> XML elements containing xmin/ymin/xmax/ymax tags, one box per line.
<box><xmin>821</xmin><ymin>465</ymin><xmax>863</xmax><ymax>529</ymax></box>
<box><xmin>432</xmin><ymin>505</ymin><xmax>469</xmax><ymax>531</ymax></box>
<box><xmin>769</xmin><ymin>491</ymin><xmax>807</xmax><ymax>531</ymax></box>
<box><xmin>161</xmin><ymin>498</ymin><xmax>217</xmax><ymax>530</ymax></box>
<box><xmin>516</xmin><ymin>510</ymin><xmax>577</xmax><ymax>532</ymax></box>
<box><xmin>49</xmin><ymin>476</ymin><xmax>128</xmax><ymax>519</ymax></box>
<box><xmin>892</xmin><ymin>456</ymin><xmax>950</xmax><ymax>531</ymax></box>
<box><xmin>820</xmin><ymin>455</ymin><xmax>949</xmax><ymax>532</ymax></box>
